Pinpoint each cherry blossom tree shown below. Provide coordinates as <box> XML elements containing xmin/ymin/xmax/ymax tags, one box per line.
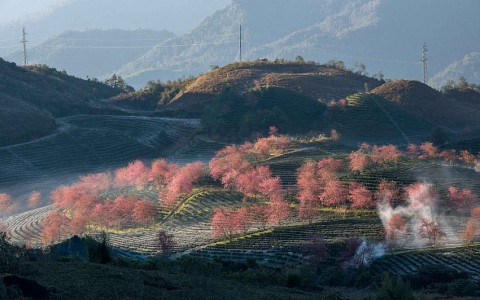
<box><xmin>149</xmin><ymin>159</ymin><xmax>179</xmax><ymax>185</ymax></box>
<box><xmin>209</xmin><ymin>147</ymin><xmax>252</xmax><ymax>189</ymax></box>
<box><xmin>79</xmin><ymin>172</ymin><xmax>112</xmax><ymax>194</ymax></box>
<box><xmin>462</xmin><ymin>220</ymin><xmax>476</xmax><ymax>244</ymax></box>
<box><xmin>317</xmin><ymin>158</ymin><xmax>343</xmax><ymax>174</ymax></box>
<box><xmin>330</xmin><ymin>129</ymin><xmax>341</xmax><ymax>141</ymax></box>
<box><xmin>114</xmin><ymin>160</ymin><xmax>150</xmax><ymax>189</ymax></box>
<box><xmin>407</xmin><ymin>144</ymin><xmax>420</xmax><ymax>156</ymax></box>
<box><xmin>0</xmin><ymin>193</ymin><xmax>14</xmax><ymax>214</ymax></box>
<box><xmin>405</xmin><ymin>183</ymin><xmax>439</xmax><ymax>210</ymax></box>
<box><xmin>375</xmin><ymin>180</ymin><xmax>402</xmax><ymax>206</ymax></box>
<box><xmin>248</xmin><ymin>204</ymin><xmax>269</xmax><ymax>229</ymax></box>
<box><xmin>370</xmin><ymin>145</ymin><xmax>402</xmax><ymax>165</ymax></box>
<box><xmin>460</xmin><ymin>150</ymin><xmax>476</xmax><ymax>166</ymax></box>
<box><xmin>212</xmin><ymin>208</ymin><xmax>237</xmax><ymax>240</ymax></box>
<box><xmin>385</xmin><ymin>213</ymin><xmax>408</xmax><ymax>244</ymax></box>
<box><xmin>439</xmin><ymin>149</ymin><xmax>458</xmax><ymax>165</ymax></box>
<box><xmin>462</xmin><ymin>206</ymin><xmax>480</xmax><ymax>243</ymax></box>
<box><xmin>419</xmin><ymin>218</ymin><xmax>445</xmax><ymax>247</ymax></box>
<box><xmin>348</xmin><ymin>182</ymin><xmax>374</xmax><ymax>209</ymax></box>
<box><xmin>320</xmin><ymin>180</ymin><xmax>347</xmax><ymax>207</ymax></box>
<box><xmin>233</xmin><ymin>207</ymin><xmax>251</xmax><ymax>233</ymax></box>
<box><xmin>28</xmin><ymin>191</ymin><xmax>42</xmax><ymax>209</ymax></box>
<box><xmin>132</xmin><ymin>200</ymin><xmax>157</xmax><ymax>226</ymax></box>
<box><xmin>349</xmin><ymin>152</ymin><xmax>369</xmax><ymax>172</ymax></box>
<box><xmin>110</xmin><ymin>196</ymin><xmax>136</xmax><ymax>228</ymax></box>
<box><xmin>296</xmin><ymin>161</ymin><xmax>320</xmax><ymax>205</ymax></box>
<box><xmin>41</xmin><ymin>211</ymin><xmax>72</xmax><ymax>244</ymax></box>
<box><xmin>448</xmin><ymin>186</ymin><xmax>477</xmax><ymax>210</ymax></box>
<box><xmin>419</xmin><ymin>142</ymin><xmax>438</xmax><ymax>159</ymax></box>
<box><xmin>268</xmin><ymin>199</ymin><xmax>290</xmax><ymax>225</ymax></box>
<box><xmin>161</xmin><ymin>162</ymin><xmax>205</xmax><ymax>207</ymax></box>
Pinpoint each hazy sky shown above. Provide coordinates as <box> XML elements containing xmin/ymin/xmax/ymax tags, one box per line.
<box><xmin>0</xmin><ymin>0</ymin><xmax>66</xmax><ymax>24</ymax></box>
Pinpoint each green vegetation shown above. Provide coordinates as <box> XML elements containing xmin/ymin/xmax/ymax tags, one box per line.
<box><xmin>326</xmin><ymin>93</ymin><xmax>433</xmax><ymax>143</ymax></box>
<box><xmin>202</xmin><ymin>86</ymin><xmax>326</xmax><ymax>140</ymax></box>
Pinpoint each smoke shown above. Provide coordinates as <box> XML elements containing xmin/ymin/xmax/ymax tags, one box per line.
<box><xmin>349</xmin><ymin>239</ymin><xmax>385</xmax><ymax>268</ymax></box>
<box><xmin>377</xmin><ymin>182</ymin><xmax>461</xmax><ymax>249</ymax></box>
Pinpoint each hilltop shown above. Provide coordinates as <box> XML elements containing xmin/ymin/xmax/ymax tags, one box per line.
<box><xmin>371</xmin><ymin>80</ymin><xmax>480</xmax><ymax>133</ymax></box>
<box><xmin>113</xmin><ymin>61</ymin><xmax>382</xmax><ymax>111</ymax></box>
<box><xmin>0</xmin><ymin>59</ymin><xmax>123</xmax><ymax>146</ymax></box>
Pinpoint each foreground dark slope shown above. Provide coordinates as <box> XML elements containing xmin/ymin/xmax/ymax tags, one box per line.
<box><xmin>0</xmin><ymin>59</ymin><xmax>123</xmax><ymax>146</ymax></box>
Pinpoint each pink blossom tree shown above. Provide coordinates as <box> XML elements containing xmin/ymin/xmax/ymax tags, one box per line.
<box><xmin>419</xmin><ymin>218</ymin><xmax>445</xmax><ymax>247</ymax></box>
<box><xmin>320</xmin><ymin>180</ymin><xmax>347</xmax><ymax>207</ymax></box>
<box><xmin>349</xmin><ymin>151</ymin><xmax>369</xmax><ymax>172</ymax></box>
<box><xmin>448</xmin><ymin>186</ymin><xmax>477</xmax><ymax>211</ymax></box>
<box><xmin>268</xmin><ymin>199</ymin><xmax>290</xmax><ymax>225</ymax></box>
<box><xmin>348</xmin><ymin>182</ymin><xmax>374</xmax><ymax>209</ymax></box>
<box><xmin>28</xmin><ymin>191</ymin><xmax>42</xmax><ymax>209</ymax></box>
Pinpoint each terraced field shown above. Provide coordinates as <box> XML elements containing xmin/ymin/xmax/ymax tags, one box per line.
<box><xmin>330</xmin><ymin>93</ymin><xmax>433</xmax><ymax>144</ymax></box>
<box><xmin>187</xmin><ymin>212</ymin><xmax>383</xmax><ymax>267</ymax></box>
<box><xmin>1</xmin><ymin>205</ymin><xmax>54</xmax><ymax>247</ymax></box>
<box><xmin>371</xmin><ymin>246</ymin><xmax>480</xmax><ymax>279</ymax></box>
<box><xmin>0</xmin><ymin>115</ymin><xmax>201</xmax><ymax>199</ymax></box>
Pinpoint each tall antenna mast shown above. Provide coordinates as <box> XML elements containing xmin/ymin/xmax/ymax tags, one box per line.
<box><xmin>421</xmin><ymin>43</ymin><xmax>428</xmax><ymax>84</ymax></box>
<box><xmin>21</xmin><ymin>26</ymin><xmax>28</xmax><ymax>66</ymax></box>
<box><xmin>239</xmin><ymin>24</ymin><xmax>242</xmax><ymax>62</ymax></box>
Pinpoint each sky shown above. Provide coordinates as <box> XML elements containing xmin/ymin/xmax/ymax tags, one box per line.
<box><xmin>0</xmin><ymin>0</ymin><xmax>66</xmax><ymax>25</ymax></box>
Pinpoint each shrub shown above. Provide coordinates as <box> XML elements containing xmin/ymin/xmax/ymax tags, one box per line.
<box><xmin>376</xmin><ymin>273</ymin><xmax>414</xmax><ymax>300</ymax></box>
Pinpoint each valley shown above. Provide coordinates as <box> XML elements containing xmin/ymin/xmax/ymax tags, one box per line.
<box><xmin>1</xmin><ymin>55</ymin><xmax>480</xmax><ymax>300</ymax></box>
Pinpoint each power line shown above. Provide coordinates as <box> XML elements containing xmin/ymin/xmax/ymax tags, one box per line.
<box><xmin>421</xmin><ymin>43</ymin><xmax>428</xmax><ymax>84</ymax></box>
<box><xmin>239</xmin><ymin>24</ymin><xmax>242</xmax><ymax>62</ymax></box>
<box><xmin>21</xmin><ymin>27</ymin><xmax>28</xmax><ymax>65</ymax></box>
<box><xmin>41</xmin><ymin>40</ymin><xmax>237</xmax><ymax>50</ymax></box>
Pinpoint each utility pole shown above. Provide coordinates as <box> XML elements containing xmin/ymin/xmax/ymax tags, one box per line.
<box><xmin>21</xmin><ymin>26</ymin><xmax>28</xmax><ymax>66</ymax></box>
<box><xmin>239</xmin><ymin>24</ymin><xmax>242</xmax><ymax>62</ymax></box>
<box><xmin>421</xmin><ymin>43</ymin><xmax>428</xmax><ymax>84</ymax></box>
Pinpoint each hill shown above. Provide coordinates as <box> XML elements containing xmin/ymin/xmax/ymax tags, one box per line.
<box><xmin>116</xmin><ymin>0</ymin><xmax>480</xmax><ymax>87</ymax></box>
<box><xmin>111</xmin><ymin>60</ymin><xmax>385</xmax><ymax>140</ymax></box>
<box><xmin>5</xmin><ymin>29</ymin><xmax>175</xmax><ymax>80</ymax></box>
<box><xmin>113</xmin><ymin>61</ymin><xmax>383</xmax><ymax>112</ymax></box>
<box><xmin>0</xmin><ymin>59</ymin><xmax>123</xmax><ymax>146</ymax></box>
<box><xmin>371</xmin><ymin>80</ymin><xmax>480</xmax><ymax>133</ymax></box>
<box><xmin>429</xmin><ymin>52</ymin><xmax>480</xmax><ymax>89</ymax></box>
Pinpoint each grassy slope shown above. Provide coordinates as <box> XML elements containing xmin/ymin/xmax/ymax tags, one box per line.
<box><xmin>327</xmin><ymin>93</ymin><xmax>433</xmax><ymax>144</ymax></box>
<box><xmin>168</xmin><ymin>61</ymin><xmax>383</xmax><ymax>114</ymax></box>
<box><xmin>0</xmin><ymin>95</ymin><xmax>56</xmax><ymax>146</ymax></box>
<box><xmin>371</xmin><ymin>80</ymin><xmax>480</xmax><ymax>132</ymax></box>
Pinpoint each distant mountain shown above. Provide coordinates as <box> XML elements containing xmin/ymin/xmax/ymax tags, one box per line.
<box><xmin>116</xmin><ymin>0</ymin><xmax>480</xmax><ymax>88</ymax></box>
<box><xmin>5</xmin><ymin>29</ymin><xmax>175</xmax><ymax>80</ymax></box>
<box><xmin>0</xmin><ymin>0</ymin><xmax>230</xmax><ymax>55</ymax></box>
<box><xmin>429</xmin><ymin>52</ymin><xmax>480</xmax><ymax>89</ymax></box>
<box><xmin>0</xmin><ymin>58</ymin><xmax>123</xmax><ymax>146</ymax></box>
